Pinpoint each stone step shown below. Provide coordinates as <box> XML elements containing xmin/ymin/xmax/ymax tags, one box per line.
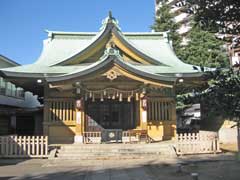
<box><xmin>59</xmin><ymin>147</ymin><xmax>171</xmax><ymax>151</ymax></box>
<box><xmin>58</xmin><ymin>151</ymin><xmax>172</xmax><ymax>156</ymax></box>
<box><xmin>58</xmin><ymin>150</ymin><xmax>171</xmax><ymax>155</ymax></box>
<box><xmin>56</xmin><ymin>154</ymin><xmax>169</xmax><ymax>160</ymax></box>
<box><xmin>60</xmin><ymin>145</ymin><xmax>171</xmax><ymax>150</ymax></box>
<box><xmin>55</xmin><ymin>142</ymin><xmax>177</xmax><ymax>160</ymax></box>
<box><xmin>57</xmin><ymin>149</ymin><xmax>170</xmax><ymax>154</ymax></box>
<box><xmin>57</xmin><ymin>152</ymin><xmax>164</xmax><ymax>157</ymax></box>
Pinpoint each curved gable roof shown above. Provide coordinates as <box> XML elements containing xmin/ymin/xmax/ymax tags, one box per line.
<box><xmin>46</xmin><ymin>48</ymin><xmax>177</xmax><ymax>86</ymax></box>
<box><xmin>34</xmin><ymin>14</ymin><xmax>186</xmax><ymax>67</ymax></box>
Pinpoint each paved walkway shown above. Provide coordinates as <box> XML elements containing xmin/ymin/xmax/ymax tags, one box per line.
<box><xmin>0</xmin><ymin>154</ymin><xmax>239</xmax><ymax>180</ymax></box>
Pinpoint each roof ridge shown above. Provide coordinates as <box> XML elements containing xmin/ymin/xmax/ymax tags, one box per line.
<box><xmin>45</xmin><ymin>30</ymin><xmax>167</xmax><ymax>36</ymax></box>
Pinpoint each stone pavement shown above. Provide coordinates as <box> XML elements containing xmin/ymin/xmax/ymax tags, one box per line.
<box><xmin>0</xmin><ymin>153</ymin><xmax>239</xmax><ymax>180</ymax></box>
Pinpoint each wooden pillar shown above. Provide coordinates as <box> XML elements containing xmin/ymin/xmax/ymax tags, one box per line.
<box><xmin>140</xmin><ymin>94</ymin><xmax>147</xmax><ymax>130</ymax></box>
<box><xmin>43</xmin><ymin>84</ymin><xmax>49</xmax><ymax>136</ymax></box>
<box><xmin>171</xmin><ymin>99</ymin><xmax>177</xmax><ymax>138</ymax></box>
<box><xmin>74</xmin><ymin>98</ymin><xmax>85</xmax><ymax>143</ymax></box>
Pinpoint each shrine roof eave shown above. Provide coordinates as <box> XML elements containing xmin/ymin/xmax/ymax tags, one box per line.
<box><xmin>0</xmin><ymin>71</ymin><xmax>46</xmax><ymax>79</ymax></box>
<box><xmin>0</xmin><ymin>54</ymin><xmax>20</xmax><ymax>67</ymax></box>
<box><xmin>45</xmin><ymin>54</ymin><xmax>177</xmax><ymax>84</ymax></box>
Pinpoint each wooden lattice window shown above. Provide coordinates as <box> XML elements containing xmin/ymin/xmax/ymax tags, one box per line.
<box><xmin>47</xmin><ymin>99</ymin><xmax>76</xmax><ymax>122</ymax></box>
<box><xmin>147</xmin><ymin>98</ymin><xmax>174</xmax><ymax>121</ymax></box>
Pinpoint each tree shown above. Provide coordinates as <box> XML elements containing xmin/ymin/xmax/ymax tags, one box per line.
<box><xmin>152</xmin><ymin>3</ymin><xmax>229</xmax><ymax>68</ymax></box>
<box><xmin>152</xmin><ymin>4</ymin><xmax>181</xmax><ymax>52</ymax></box>
<box><xmin>186</xmin><ymin>0</ymin><xmax>240</xmax><ymax>34</ymax></box>
<box><xmin>177</xmin><ymin>26</ymin><xmax>229</xmax><ymax>68</ymax></box>
<box><xmin>199</xmin><ymin>67</ymin><xmax>240</xmax><ymax>157</ymax></box>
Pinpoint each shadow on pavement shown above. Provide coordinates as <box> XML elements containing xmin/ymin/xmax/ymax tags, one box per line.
<box><xmin>0</xmin><ymin>153</ymin><xmax>239</xmax><ymax>180</ymax></box>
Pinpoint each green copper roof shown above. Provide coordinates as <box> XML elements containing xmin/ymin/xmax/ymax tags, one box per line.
<box><xmin>0</xmin><ymin>55</ymin><xmax>20</xmax><ymax>68</ymax></box>
<box><xmin>0</xmin><ymin>64</ymin><xmax>86</xmax><ymax>74</ymax></box>
<box><xmin>0</xmin><ymin>13</ymin><xmax>202</xmax><ymax>82</ymax></box>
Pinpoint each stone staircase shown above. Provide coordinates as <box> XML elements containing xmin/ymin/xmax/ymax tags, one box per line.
<box><xmin>55</xmin><ymin>142</ymin><xmax>177</xmax><ymax>160</ymax></box>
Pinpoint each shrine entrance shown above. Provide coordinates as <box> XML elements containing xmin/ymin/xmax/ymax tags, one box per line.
<box><xmin>85</xmin><ymin>99</ymin><xmax>140</xmax><ymax>143</ymax></box>
<box><xmin>85</xmin><ymin>99</ymin><xmax>139</xmax><ymax>131</ymax></box>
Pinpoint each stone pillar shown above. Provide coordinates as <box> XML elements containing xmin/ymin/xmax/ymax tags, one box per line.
<box><xmin>74</xmin><ymin>98</ymin><xmax>84</xmax><ymax>143</ymax></box>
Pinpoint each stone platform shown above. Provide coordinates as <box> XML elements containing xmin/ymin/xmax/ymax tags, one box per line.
<box><xmin>54</xmin><ymin>141</ymin><xmax>177</xmax><ymax>160</ymax></box>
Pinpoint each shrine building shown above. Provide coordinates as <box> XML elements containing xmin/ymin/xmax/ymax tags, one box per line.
<box><xmin>0</xmin><ymin>13</ymin><xmax>203</xmax><ymax>144</ymax></box>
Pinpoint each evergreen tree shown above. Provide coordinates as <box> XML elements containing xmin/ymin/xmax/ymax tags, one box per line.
<box><xmin>177</xmin><ymin>26</ymin><xmax>229</xmax><ymax>68</ymax></box>
<box><xmin>186</xmin><ymin>0</ymin><xmax>240</xmax><ymax>34</ymax></box>
<box><xmin>152</xmin><ymin>3</ymin><xmax>228</xmax><ymax>68</ymax></box>
<box><xmin>152</xmin><ymin>4</ymin><xmax>181</xmax><ymax>53</ymax></box>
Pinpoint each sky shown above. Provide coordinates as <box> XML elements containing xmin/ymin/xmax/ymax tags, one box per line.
<box><xmin>0</xmin><ymin>0</ymin><xmax>155</xmax><ymax>65</ymax></box>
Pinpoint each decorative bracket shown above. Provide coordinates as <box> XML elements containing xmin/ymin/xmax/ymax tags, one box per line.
<box><xmin>104</xmin><ymin>69</ymin><xmax>121</xmax><ymax>81</ymax></box>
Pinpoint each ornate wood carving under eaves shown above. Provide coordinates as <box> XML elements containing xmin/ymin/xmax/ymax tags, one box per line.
<box><xmin>103</xmin><ymin>69</ymin><xmax>121</xmax><ymax>81</ymax></box>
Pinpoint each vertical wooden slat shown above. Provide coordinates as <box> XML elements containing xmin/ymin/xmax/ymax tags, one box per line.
<box><xmin>59</xmin><ymin>101</ymin><xmax>63</xmax><ymax>121</ymax></box>
<box><xmin>36</xmin><ymin>136</ymin><xmax>39</xmax><ymax>156</ymax></box>
<box><xmin>151</xmin><ymin>100</ymin><xmax>154</xmax><ymax>121</ymax></box>
<box><xmin>66</xmin><ymin>102</ymin><xmax>69</xmax><ymax>121</ymax></box>
<box><xmin>157</xmin><ymin>101</ymin><xmax>160</xmax><ymax>121</ymax></box>
<box><xmin>56</xmin><ymin>101</ymin><xmax>60</xmax><ymax>121</ymax></box>
<box><xmin>27</xmin><ymin>136</ymin><xmax>31</xmax><ymax>155</ymax></box>
<box><xmin>163</xmin><ymin>101</ymin><xmax>166</xmax><ymax>120</ymax></box>
<box><xmin>5</xmin><ymin>137</ymin><xmax>8</xmax><ymax>155</ymax></box>
<box><xmin>48</xmin><ymin>101</ymin><xmax>52</xmax><ymax>122</ymax></box>
<box><xmin>169</xmin><ymin>102</ymin><xmax>173</xmax><ymax>121</ymax></box>
<box><xmin>32</xmin><ymin>136</ymin><xmax>35</xmax><ymax>155</ymax></box>
<box><xmin>9</xmin><ymin>136</ymin><xmax>13</xmax><ymax>155</ymax></box>
<box><xmin>166</xmin><ymin>101</ymin><xmax>169</xmax><ymax>121</ymax></box>
<box><xmin>147</xmin><ymin>101</ymin><xmax>150</xmax><ymax>120</ymax></box>
<box><xmin>62</xmin><ymin>101</ymin><xmax>66</xmax><ymax>121</ymax></box>
<box><xmin>23</xmin><ymin>136</ymin><xmax>26</xmax><ymax>156</ymax></box>
<box><xmin>14</xmin><ymin>136</ymin><xmax>18</xmax><ymax>155</ymax></box>
<box><xmin>153</xmin><ymin>101</ymin><xmax>157</xmax><ymax>121</ymax></box>
<box><xmin>40</xmin><ymin>136</ymin><xmax>44</xmax><ymax>156</ymax></box>
<box><xmin>1</xmin><ymin>137</ymin><xmax>4</xmax><ymax>155</ymax></box>
<box><xmin>165</xmin><ymin>101</ymin><xmax>168</xmax><ymax>121</ymax></box>
<box><xmin>73</xmin><ymin>104</ymin><xmax>76</xmax><ymax>122</ymax></box>
<box><xmin>159</xmin><ymin>101</ymin><xmax>162</xmax><ymax>121</ymax></box>
<box><xmin>55</xmin><ymin>101</ymin><xmax>58</xmax><ymax>121</ymax></box>
<box><xmin>18</xmin><ymin>136</ymin><xmax>22</xmax><ymax>155</ymax></box>
<box><xmin>45</xmin><ymin>136</ymin><xmax>48</xmax><ymax>156</ymax></box>
<box><xmin>52</xmin><ymin>101</ymin><xmax>55</xmax><ymax>121</ymax></box>
<box><xmin>69</xmin><ymin>101</ymin><xmax>73</xmax><ymax>121</ymax></box>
